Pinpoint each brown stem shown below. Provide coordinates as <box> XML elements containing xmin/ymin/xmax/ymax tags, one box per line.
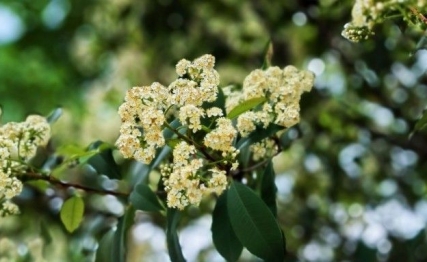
<box><xmin>409</xmin><ymin>7</ymin><xmax>427</xmax><ymax>25</ymax></box>
<box><xmin>22</xmin><ymin>172</ymin><xmax>129</xmax><ymax>197</ymax></box>
<box><xmin>163</xmin><ymin>121</ymin><xmax>223</xmax><ymax>166</ymax></box>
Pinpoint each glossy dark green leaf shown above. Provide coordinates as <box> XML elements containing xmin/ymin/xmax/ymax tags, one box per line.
<box><xmin>260</xmin><ymin>160</ymin><xmax>277</xmax><ymax>217</ymax></box>
<box><xmin>416</xmin><ymin>35</ymin><xmax>427</xmax><ymax>50</ymax></box>
<box><xmin>215</xmin><ymin>85</ymin><xmax>226</xmax><ymax>112</ymax></box>
<box><xmin>227</xmin><ymin>181</ymin><xmax>285</xmax><ymax>262</ymax></box>
<box><xmin>166</xmin><ymin>208</ymin><xmax>186</xmax><ymax>262</ymax></box>
<box><xmin>87</xmin><ymin>141</ymin><xmax>121</xmax><ymax>179</ymax></box>
<box><xmin>95</xmin><ymin>229</ymin><xmax>115</xmax><ymax>262</ymax></box>
<box><xmin>112</xmin><ymin>206</ymin><xmax>135</xmax><ymax>262</ymax></box>
<box><xmin>164</xmin><ymin>119</ymin><xmax>182</xmax><ymax>139</ymax></box>
<box><xmin>203</xmin><ymin>85</ymin><xmax>226</xmax><ymax>112</ymax></box>
<box><xmin>212</xmin><ymin>192</ymin><xmax>243</xmax><ymax>262</ymax></box>
<box><xmin>46</xmin><ymin>107</ymin><xmax>62</xmax><ymax>124</ymax></box>
<box><xmin>60</xmin><ymin>196</ymin><xmax>85</xmax><ymax>233</ymax></box>
<box><xmin>130</xmin><ymin>183</ymin><xmax>164</xmax><ymax>212</ymax></box>
<box><xmin>411</xmin><ymin>108</ymin><xmax>427</xmax><ymax>137</ymax></box>
<box><xmin>226</xmin><ymin>97</ymin><xmax>266</xmax><ymax>120</ymax></box>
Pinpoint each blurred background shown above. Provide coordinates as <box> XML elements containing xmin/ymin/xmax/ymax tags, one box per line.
<box><xmin>1</xmin><ymin>0</ymin><xmax>427</xmax><ymax>261</ymax></box>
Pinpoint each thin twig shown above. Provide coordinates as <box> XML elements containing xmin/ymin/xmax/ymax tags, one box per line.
<box><xmin>22</xmin><ymin>172</ymin><xmax>130</xmax><ymax>197</ymax></box>
<box><xmin>409</xmin><ymin>6</ymin><xmax>427</xmax><ymax>25</ymax></box>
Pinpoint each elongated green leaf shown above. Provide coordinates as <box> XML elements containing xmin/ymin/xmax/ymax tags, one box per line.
<box><xmin>416</xmin><ymin>35</ymin><xmax>427</xmax><ymax>50</ymax></box>
<box><xmin>60</xmin><ymin>196</ymin><xmax>85</xmax><ymax>233</ymax></box>
<box><xmin>227</xmin><ymin>97</ymin><xmax>266</xmax><ymax>120</ymax></box>
<box><xmin>57</xmin><ymin>144</ymin><xmax>93</xmax><ymax>159</ymax></box>
<box><xmin>212</xmin><ymin>192</ymin><xmax>243</xmax><ymax>262</ymax></box>
<box><xmin>112</xmin><ymin>206</ymin><xmax>135</xmax><ymax>262</ymax></box>
<box><xmin>215</xmin><ymin>86</ymin><xmax>226</xmax><ymax>112</ymax></box>
<box><xmin>166</xmin><ymin>208</ymin><xmax>186</xmax><ymax>262</ymax></box>
<box><xmin>227</xmin><ymin>181</ymin><xmax>285</xmax><ymax>261</ymax></box>
<box><xmin>203</xmin><ymin>85</ymin><xmax>226</xmax><ymax>112</ymax></box>
<box><xmin>95</xmin><ymin>229</ymin><xmax>115</xmax><ymax>262</ymax></box>
<box><xmin>163</xmin><ymin>119</ymin><xmax>182</xmax><ymax>139</ymax></box>
<box><xmin>130</xmin><ymin>184</ymin><xmax>164</xmax><ymax>212</ymax></box>
<box><xmin>261</xmin><ymin>40</ymin><xmax>273</xmax><ymax>70</ymax></box>
<box><xmin>411</xmin><ymin>108</ymin><xmax>427</xmax><ymax>137</ymax></box>
<box><xmin>260</xmin><ymin>160</ymin><xmax>277</xmax><ymax>217</ymax></box>
<box><xmin>87</xmin><ymin>141</ymin><xmax>121</xmax><ymax>179</ymax></box>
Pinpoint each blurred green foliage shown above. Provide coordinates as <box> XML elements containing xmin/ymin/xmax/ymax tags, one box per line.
<box><xmin>1</xmin><ymin>0</ymin><xmax>427</xmax><ymax>261</ymax></box>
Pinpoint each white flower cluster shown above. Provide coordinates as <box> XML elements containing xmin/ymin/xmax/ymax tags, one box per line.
<box><xmin>116</xmin><ymin>83</ymin><xmax>169</xmax><ymax>164</ymax></box>
<box><xmin>0</xmin><ymin>114</ymin><xmax>51</xmax><ymax>216</ymax></box>
<box><xmin>117</xmin><ymin>55</ymin><xmax>234</xmax><ymax>209</ymax></box>
<box><xmin>226</xmin><ymin>66</ymin><xmax>314</xmax><ymax>137</ymax></box>
<box><xmin>342</xmin><ymin>0</ymin><xmax>427</xmax><ymax>42</ymax></box>
<box><xmin>250</xmin><ymin>138</ymin><xmax>278</xmax><ymax>162</ymax></box>
<box><xmin>117</xmin><ymin>55</ymin><xmax>314</xmax><ymax>210</ymax></box>
<box><xmin>116</xmin><ymin>55</ymin><xmax>225</xmax><ymax>163</ymax></box>
<box><xmin>161</xmin><ymin>142</ymin><xmax>228</xmax><ymax>210</ymax></box>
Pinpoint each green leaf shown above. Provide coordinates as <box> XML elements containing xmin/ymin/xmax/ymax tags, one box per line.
<box><xmin>261</xmin><ymin>40</ymin><xmax>273</xmax><ymax>70</ymax></box>
<box><xmin>164</xmin><ymin>119</ymin><xmax>182</xmax><ymax>139</ymax></box>
<box><xmin>166</xmin><ymin>208</ymin><xmax>186</xmax><ymax>262</ymax></box>
<box><xmin>112</xmin><ymin>206</ymin><xmax>135</xmax><ymax>262</ymax></box>
<box><xmin>130</xmin><ymin>183</ymin><xmax>164</xmax><ymax>212</ymax></box>
<box><xmin>166</xmin><ymin>138</ymin><xmax>181</xmax><ymax>149</ymax></box>
<box><xmin>87</xmin><ymin>149</ymin><xmax>121</xmax><ymax>179</ymax></box>
<box><xmin>215</xmin><ymin>85</ymin><xmax>226</xmax><ymax>111</ymax></box>
<box><xmin>226</xmin><ymin>97</ymin><xmax>266</xmax><ymax>120</ymax></box>
<box><xmin>260</xmin><ymin>160</ymin><xmax>277</xmax><ymax>217</ymax></box>
<box><xmin>87</xmin><ymin>141</ymin><xmax>121</xmax><ymax>179</ymax></box>
<box><xmin>46</xmin><ymin>107</ymin><xmax>62</xmax><ymax>124</ymax></box>
<box><xmin>95</xmin><ymin>229</ymin><xmax>115</xmax><ymax>262</ymax></box>
<box><xmin>227</xmin><ymin>181</ymin><xmax>285</xmax><ymax>262</ymax></box>
<box><xmin>57</xmin><ymin>144</ymin><xmax>88</xmax><ymax>157</ymax></box>
<box><xmin>203</xmin><ymin>85</ymin><xmax>226</xmax><ymax>112</ymax></box>
<box><xmin>411</xmin><ymin>108</ymin><xmax>427</xmax><ymax>137</ymax></box>
<box><xmin>60</xmin><ymin>196</ymin><xmax>85</xmax><ymax>233</ymax></box>
<box><xmin>212</xmin><ymin>192</ymin><xmax>243</xmax><ymax>262</ymax></box>
<box><xmin>416</xmin><ymin>35</ymin><xmax>427</xmax><ymax>50</ymax></box>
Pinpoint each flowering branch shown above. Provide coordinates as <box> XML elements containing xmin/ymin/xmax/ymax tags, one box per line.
<box><xmin>163</xmin><ymin>121</ymin><xmax>218</xmax><ymax>164</ymax></box>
